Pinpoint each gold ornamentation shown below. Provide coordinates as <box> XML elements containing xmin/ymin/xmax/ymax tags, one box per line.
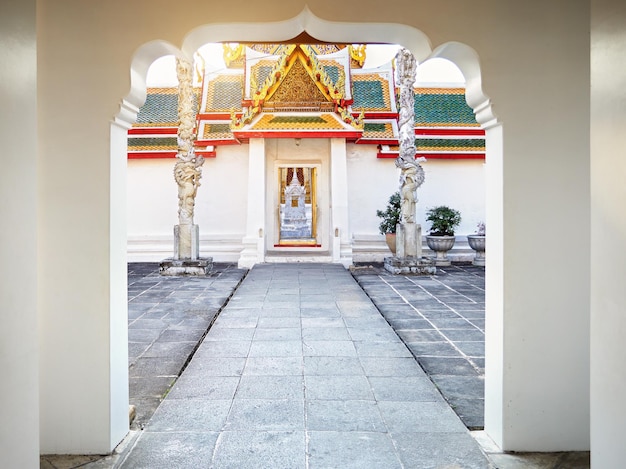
<box><xmin>269</xmin><ymin>60</ymin><xmax>327</xmax><ymax>105</ymax></box>
<box><xmin>349</xmin><ymin>44</ymin><xmax>366</xmax><ymax>67</ymax></box>
<box><xmin>223</xmin><ymin>43</ymin><xmax>245</xmax><ymax>67</ymax></box>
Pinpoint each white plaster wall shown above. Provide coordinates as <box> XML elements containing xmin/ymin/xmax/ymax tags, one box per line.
<box><xmin>127</xmin><ymin>145</ymin><xmax>248</xmax><ymax>261</ymax></box>
<box><xmin>0</xmin><ymin>1</ymin><xmax>40</xmax><ymax>466</ymax></box>
<box><xmin>33</xmin><ymin>0</ymin><xmax>591</xmax><ymax>456</ymax></box>
<box><xmin>590</xmin><ymin>1</ymin><xmax>626</xmax><ymax>466</ymax></box>
<box><xmin>347</xmin><ymin>144</ymin><xmax>485</xmax><ymax>261</ymax></box>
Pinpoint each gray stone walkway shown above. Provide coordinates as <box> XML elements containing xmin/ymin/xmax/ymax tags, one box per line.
<box><xmin>119</xmin><ymin>263</ymin><xmax>491</xmax><ymax>468</ymax></box>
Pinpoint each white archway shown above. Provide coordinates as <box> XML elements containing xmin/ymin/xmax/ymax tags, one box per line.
<box><xmin>114</xmin><ymin>5</ymin><xmax>504</xmax><ymax>447</ymax></box>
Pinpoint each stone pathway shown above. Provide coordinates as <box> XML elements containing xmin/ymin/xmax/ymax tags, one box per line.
<box><xmin>119</xmin><ymin>263</ymin><xmax>491</xmax><ymax>468</ymax></box>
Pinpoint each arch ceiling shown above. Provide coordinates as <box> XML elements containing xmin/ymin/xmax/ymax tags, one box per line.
<box><xmin>121</xmin><ymin>7</ymin><xmax>496</xmax><ymax>128</ymax></box>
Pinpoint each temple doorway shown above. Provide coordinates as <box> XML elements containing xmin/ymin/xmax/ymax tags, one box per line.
<box><xmin>278</xmin><ymin>166</ymin><xmax>318</xmax><ymax>246</ymax></box>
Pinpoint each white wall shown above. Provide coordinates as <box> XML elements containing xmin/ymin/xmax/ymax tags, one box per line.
<box><xmin>127</xmin><ymin>145</ymin><xmax>248</xmax><ymax>261</ymax></box>
<box><xmin>129</xmin><ymin>143</ymin><xmax>485</xmax><ymax>262</ymax></box>
<box><xmin>0</xmin><ymin>1</ymin><xmax>40</xmax><ymax>467</ymax></box>
<box><xmin>590</xmin><ymin>1</ymin><xmax>626</xmax><ymax>467</ymax></box>
<box><xmin>31</xmin><ymin>0</ymin><xmax>591</xmax><ymax>458</ymax></box>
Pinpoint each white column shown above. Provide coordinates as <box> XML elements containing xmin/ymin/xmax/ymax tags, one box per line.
<box><xmin>238</xmin><ymin>138</ymin><xmax>266</xmax><ymax>268</ymax></box>
<box><xmin>591</xmin><ymin>2</ymin><xmax>626</xmax><ymax>466</ymax></box>
<box><xmin>330</xmin><ymin>138</ymin><xmax>352</xmax><ymax>267</ymax></box>
<box><xmin>0</xmin><ymin>1</ymin><xmax>40</xmax><ymax>465</ymax></box>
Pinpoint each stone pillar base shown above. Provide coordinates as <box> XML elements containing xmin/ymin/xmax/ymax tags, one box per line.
<box><xmin>160</xmin><ymin>258</ymin><xmax>213</xmax><ymax>276</ymax></box>
<box><xmin>383</xmin><ymin>256</ymin><xmax>436</xmax><ymax>275</ymax></box>
<box><xmin>174</xmin><ymin>224</ymin><xmax>199</xmax><ymax>260</ymax></box>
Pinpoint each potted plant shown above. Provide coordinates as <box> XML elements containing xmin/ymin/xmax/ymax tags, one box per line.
<box><xmin>425</xmin><ymin>205</ymin><xmax>461</xmax><ymax>266</ymax></box>
<box><xmin>467</xmin><ymin>222</ymin><xmax>486</xmax><ymax>266</ymax></box>
<box><xmin>376</xmin><ymin>192</ymin><xmax>401</xmax><ymax>254</ymax></box>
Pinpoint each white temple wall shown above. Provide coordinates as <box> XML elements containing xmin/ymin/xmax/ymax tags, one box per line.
<box><xmin>26</xmin><ymin>0</ymin><xmax>593</xmax><ymax>459</ymax></box>
<box><xmin>347</xmin><ymin>143</ymin><xmax>485</xmax><ymax>262</ymax></box>
<box><xmin>128</xmin><ymin>143</ymin><xmax>485</xmax><ymax>263</ymax></box>
<box><xmin>127</xmin><ymin>145</ymin><xmax>249</xmax><ymax>262</ymax></box>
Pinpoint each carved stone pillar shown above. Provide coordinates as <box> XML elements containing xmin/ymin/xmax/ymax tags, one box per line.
<box><xmin>384</xmin><ymin>49</ymin><xmax>434</xmax><ymax>275</ymax></box>
<box><xmin>161</xmin><ymin>56</ymin><xmax>212</xmax><ymax>275</ymax></box>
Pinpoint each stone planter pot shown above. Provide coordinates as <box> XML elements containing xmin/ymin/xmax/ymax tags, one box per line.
<box><xmin>426</xmin><ymin>235</ymin><xmax>456</xmax><ymax>266</ymax></box>
<box><xmin>385</xmin><ymin>233</ymin><xmax>397</xmax><ymax>255</ymax></box>
<box><xmin>467</xmin><ymin>235</ymin><xmax>486</xmax><ymax>266</ymax></box>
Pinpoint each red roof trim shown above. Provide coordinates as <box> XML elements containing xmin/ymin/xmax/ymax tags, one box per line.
<box><xmin>415</xmin><ymin>128</ymin><xmax>485</xmax><ymax>136</ymax></box>
<box><xmin>196</xmin><ymin>139</ymin><xmax>239</xmax><ymax>146</ymax></box>
<box><xmin>196</xmin><ymin>113</ymin><xmax>234</xmax><ymax>120</ymax></box>
<box><xmin>128</xmin><ymin>127</ymin><xmax>177</xmax><ymax>135</ymax></box>
<box><xmin>377</xmin><ymin>152</ymin><xmax>485</xmax><ymax>160</ymax></box>
<box><xmin>128</xmin><ymin>152</ymin><xmax>177</xmax><ymax>159</ymax></box>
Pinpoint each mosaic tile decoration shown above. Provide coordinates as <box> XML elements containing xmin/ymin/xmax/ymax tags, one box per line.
<box><xmin>351</xmin><ymin>74</ymin><xmax>392</xmax><ymax>111</ymax></box>
<box><xmin>203</xmin><ymin>75</ymin><xmax>243</xmax><ymax>112</ymax></box>
<box><xmin>200</xmin><ymin>122</ymin><xmax>233</xmax><ymax>140</ymax></box>
<box><xmin>135</xmin><ymin>87</ymin><xmax>200</xmax><ymax>125</ymax></box>
<box><xmin>363</xmin><ymin>122</ymin><xmax>395</xmax><ymax>139</ymax></box>
<box><xmin>414</xmin><ymin>88</ymin><xmax>479</xmax><ymax>126</ymax></box>
<box><xmin>127</xmin><ymin>136</ymin><xmax>178</xmax><ymax>151</ymax></box>
<box><xmin>416</xmin><ymin>138</ymin><xmax>486</xmax><ymax>151</ymax></box>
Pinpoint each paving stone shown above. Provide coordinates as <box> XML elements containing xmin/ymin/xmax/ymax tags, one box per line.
<box><xmin>183</xmin><ymin>357</ymin><xmax>247</xmax><ymax>377</ymax></box>
<box><xmin>253</xmin><ymin>327</ymin><xmax>302</xmax><ymax>341</ymax></box>
<box><xmin>418</xmin><ymin>356</ymin><xmax>479</xmax><ymax>376</ymax></box>
<box><xmin>307</xmin><ymin>431</ymin><xmax>403</xmax><ymax>469</ymax></box>
<box><xmin>142</xmin><ymin>341</ymin><xmax>197</xmax><ymax>359</ymax></box>
<box><xmin>368</xmin><ymin>376</ymin><xmax>442</xmax><ymax>402</ymax></box>
<box><xmin>454</xmin><ymin>341</ymin><xmax>486</xmax><ymax>357</ymax></box>
<box><xmin>147</xmin><ymin>399</ymin><xmax>231</xmax><ymax>432</ymax></box>
<box><xmin>224</xmin><ymin>399</ymin><xmax>305</xmax><ymax>431</ymax></box>
<box><xmin>306</xmin><ymin>400</ymin><xmax>387</xmax><ymax>431</ymax></box>
<box><xmin>243</xmin><ymin>356</ymin><xmax>303</xmax><ymax>376</ymax></box>
<box><xmin>396</xmin><ymin>329</ymin><xmax>445</xmax><ymax>342</ymax></box>
<box><xmin>302</xmin><ymin>326</ymin><xmax>351</xmax><ymax>341</ymax></box>
<box><xmin>166</xmin><ymin>375</ymin><xmax>240</xmax><ymax>400</ymax></box>
<box><xmin>354</xmin><ymin>340</ymin><xmax>413</xmax><ymax>358</ymax></box>
<box><xmin>257</xmin><ymin>316</ymin><xmax>301</xmax><ymax>328</ymax></box>
<box><xmin>211</xmin><ymin>431</ymin><xmax>306</xmax><ymax>469</ymax></box>
<box><xmin>129</xmin><ymin>376</ymin><xmax>176</xmax><ymax>399</ymax></box>
<box><xmin>235</xmin><ymin>375</ymin><xmax>304</xmax><ymax>399</ymax></box>
<box><xmin>302</xmin><ymin>340</ymin><xmax>357</xmax><ymax>357</ymax></box>
<box><xmin>249</xmin><ymin>340</ymin><xmax>303</xmax><ymax>357</ymax></box>
<box><xmin>119</xmin><ymin>431</ymin><xmax>218</xmax><ymax>469</ymax></box>
<box><xmin>204</xmin><ymin>327</ymin><xmax>255</xmax><ymax>341</ymax></box>
<box><xmin>448</xmin><ymin>397</ymin><xmax>485</xmax><ymax>430</ymax></box>
<box><xmin>441</xmin><ymin>328</ymin><xmax>485</xmax><ymax>342</ymax></box>
<box><xmin>378</xmin><ymin>400</ymin><xmax>467</xmax><ymax>433</ymax></box>
<box><xmin>129</xmin><ymin>357</ymin><xmax>185</xmax><ymax>378</ymax></box>
<box><xmin>304</xmin><ymin>375</ymin><xmax>374</xmax><ymax>400</ymax></box>
<box><xmin>430</xmin><ymin>375</ymin><xmax>485</xmax><ymax>400</ymax></box>
<box><xmin>391</xmin><ymin>431</ymin><xmax>491</xmax><ymax>468</ymax></box>
<box><xmin>304</xmin><ymin>356</ymin><xmax>364</xmax><ymax>376</ymax></box>
<box><xmin>359</xmin><ymin>356</ymin><xmax>425</xmax><ymax>377</ymax></box>
<box><xmin>406</xmin><ymin>341</ymin><xmax>464</xmax><ymax>358</ymax></box>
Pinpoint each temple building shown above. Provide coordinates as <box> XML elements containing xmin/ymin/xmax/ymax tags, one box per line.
<box><xmin>127</xmin><ymin>43</ymin><xmax>486</xmax><ymax>267</ymax></box>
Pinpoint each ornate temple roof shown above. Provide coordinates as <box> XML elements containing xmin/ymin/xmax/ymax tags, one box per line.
<box><xmin>128</xmin><ymin>44</ymin><xmax>485</xmax><ymax>159</ymax></box>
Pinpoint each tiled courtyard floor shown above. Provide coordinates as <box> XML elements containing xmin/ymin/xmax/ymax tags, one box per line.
<box><xmin>118</xmin><ymin>263</ymin><xmax>491</xmax><ymax>469</ymax></box>
<box><xmin>352</xmin><ymin>263</ymin><xmax>485</xmax><ymax>429</ymax></box>
<box><xmin>40</xmin><ymin>262</ymin><xmax>590</xmax><ymax>469</ymax></box>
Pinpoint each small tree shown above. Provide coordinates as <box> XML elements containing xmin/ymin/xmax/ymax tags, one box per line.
<box><xmin>376</xmin><ymin>192</ymin><xmax>401</xmax><ymax>234</ymax></box>
<box><xmin>426</xmin><ymin>205</ymin><xmax>461</xmax><ymax>236</ymax></box>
